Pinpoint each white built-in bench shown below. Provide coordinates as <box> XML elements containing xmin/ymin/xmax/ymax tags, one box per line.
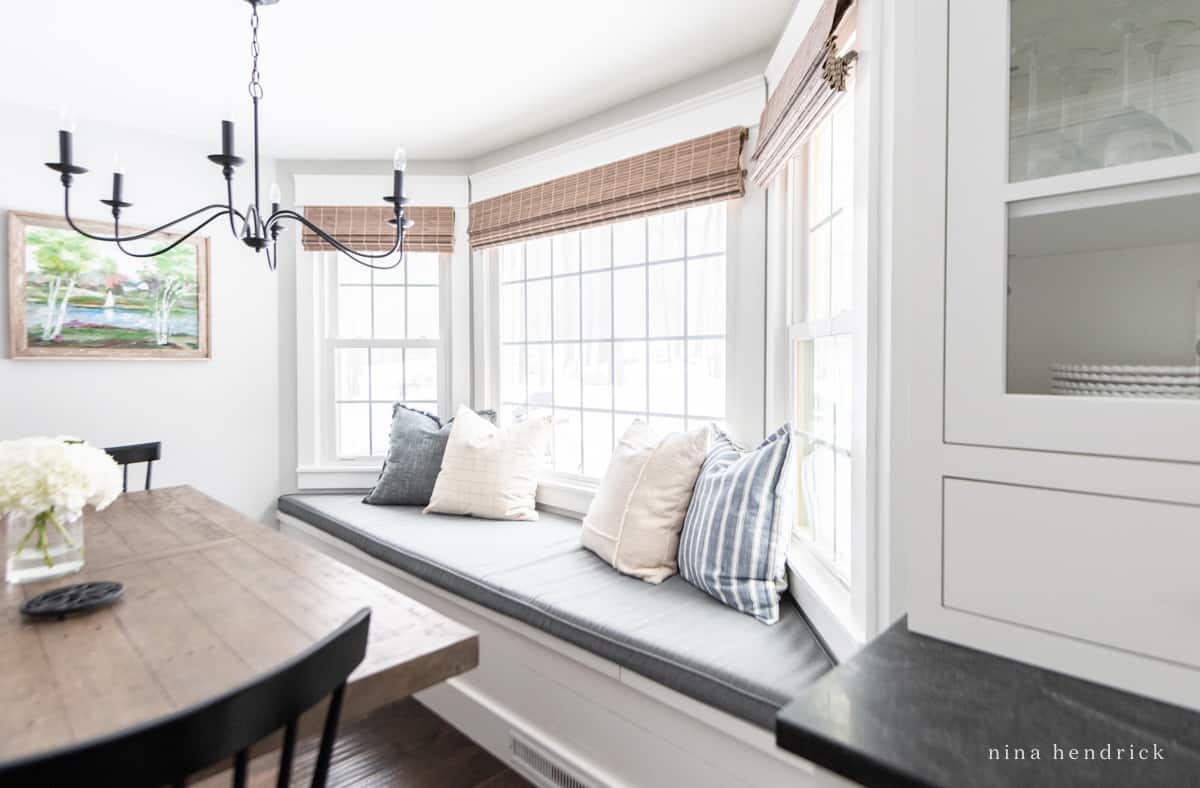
<box><xmin>278</xmin><ymin>493</ymin><xmax>850</xmax><ymax>788</ymax></box>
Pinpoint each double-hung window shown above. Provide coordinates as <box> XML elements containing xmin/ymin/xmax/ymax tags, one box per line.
<box><xmin>486</xmin><ymin>203</ymin><xmax>729</xmax><ymax>481</ymax></box>
<box><xmin>327</xmin><ymin>251</ymin><xmax>448</xmax><ymax>459</ymax></box>
<box><xmin>788</xmin><ymin>89</ymin><xmax>858</xmax><ymax>584</ymax></box>
<box><xmin>758</xmin><ymin>0</ymin><xmax>872</xmax><ymax>654</ymax></box>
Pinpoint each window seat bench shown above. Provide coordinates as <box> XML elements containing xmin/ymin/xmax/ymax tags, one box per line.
<box><xmin>277</xmin><ymin>493</ymin><xmax>834</xmax><ymax>730</ymax></box>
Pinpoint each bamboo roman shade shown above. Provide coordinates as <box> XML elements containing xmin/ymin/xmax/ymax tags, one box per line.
<box><xmin>468</xmin><ymin>127</ymin><xmax>748</xmax><ymax>249</ymax></box>
<box><xmin>301</xmin><ymin>206</ymin><xmax>455</xmax><ymax>253</ymax></box>
<box><xmin>751</xmin><ymin>0</ymin><xmax>857</xmax><ymax>186</ymax></box>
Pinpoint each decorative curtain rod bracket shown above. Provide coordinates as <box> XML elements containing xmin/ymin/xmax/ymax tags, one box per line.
<box><xmin>821</xmin><ymin>35</ymin><xmax>857</xmax><ymax>92</ymax></box>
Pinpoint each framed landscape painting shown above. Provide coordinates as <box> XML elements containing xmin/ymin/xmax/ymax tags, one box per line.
<box><xmin>7</xmin><ymin>211</ymin><xmax>210</xmax><ymax>359</ymax></box>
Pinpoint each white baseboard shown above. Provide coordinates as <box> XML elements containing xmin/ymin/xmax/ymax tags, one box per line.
<box><xmin>278</xmin><ymin>513</ymin><xmax>853</xmax><ymax>788</ymax></box>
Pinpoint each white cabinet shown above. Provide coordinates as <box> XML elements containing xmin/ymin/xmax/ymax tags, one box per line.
<box><xmin>944</xmin><ymin>478</ymin><xmax>1200</xmax><ymax>675</ymax></box>
<box><xmin>901</xmin><ymin>0</ymin><xmax>1200</xmax><ymax>712</ymax></box>
<box><xmin>945</xmin><ymin>0</ymin><xmax>1200</xmax><ymax>462</ymax></box>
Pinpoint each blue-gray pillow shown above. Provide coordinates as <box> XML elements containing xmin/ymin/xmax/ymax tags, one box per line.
<box><xmin>677</xmin><ymin>425</ymin><xmax>794</xmax><ymax>624</ymax></box>
<box><xmin>364</xmin><ymin>405</ymin><xmax>494</xmax><ymax>506</ymax></box>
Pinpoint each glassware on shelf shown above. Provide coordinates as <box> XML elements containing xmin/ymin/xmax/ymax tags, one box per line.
<box><xmin>1087</xmin><ymin>18</ymin><xmax>1194</xmax><ymax>167</ymax></box>
<box><xmin>1068</xmin><ymin>57</ymin><xmax>1117</xmax><ymax>150</ymax></box>
<box><xmin>1012</xmin><ymin>40</ymin><xmax>1092</xmax><ymax>179</ymax></box>
<box><xmin>1151</xmin><ymin>19</ymin><xmax>1199</xmax><ymax>145</ymax></box>
<box><xmin>1010</xmin><ymin>0</ymin><xmax>1200</xmax><ymax>181</ymax></box>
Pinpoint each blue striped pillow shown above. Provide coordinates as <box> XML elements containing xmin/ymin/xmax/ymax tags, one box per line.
<box><xmin>678</xmin><ymin>425</ymin><xmax>794</xmax><ymax>624</ymax></box>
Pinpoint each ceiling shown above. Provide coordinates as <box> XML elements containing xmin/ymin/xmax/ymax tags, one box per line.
<box><xmin>0</xmin><ymin>0</ymin><xmax>791</xmax><ymax>162</ymax></box>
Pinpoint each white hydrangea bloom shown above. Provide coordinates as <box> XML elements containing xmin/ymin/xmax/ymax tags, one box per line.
<box><xmin>0</xmin><ymin>437</ymin><xmax>122</xmax><ymax>520</ymax></box>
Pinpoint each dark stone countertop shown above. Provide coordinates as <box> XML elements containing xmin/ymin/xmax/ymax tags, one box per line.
<box><xmin>776</xmin><ymin>618</ymin><xmax>1200</xmax><ymax>787</ymax></box>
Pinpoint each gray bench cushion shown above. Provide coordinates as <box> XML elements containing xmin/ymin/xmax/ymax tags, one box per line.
<box><xmin>278</xmin><ymin>493</ymin><xmax>834</xmax><ymax>729</ymax></box>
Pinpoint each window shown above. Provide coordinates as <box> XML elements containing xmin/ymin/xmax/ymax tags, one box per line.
<box><xmin>489</xmin><ymin>203</ymin><xmax>728</xmax><ymax>479</ymax></box>
<box><xmin>789</xmin><ymin>93</ymin><xmax>856</xmax><ymax>582</ymax></box>
<box><xmin>328</xmin><ymin>251</ymin><xmax>446</xmax><ymax>458</ymax></box>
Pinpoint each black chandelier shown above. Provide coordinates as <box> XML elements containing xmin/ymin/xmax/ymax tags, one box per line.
<box><xmin>45</xmin><ymin>0</ymin><xmax>411</xmax><ymax>271</ymax></box>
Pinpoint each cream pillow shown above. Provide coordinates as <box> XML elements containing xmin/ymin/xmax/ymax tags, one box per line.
<box><xmin>425</xmin><ymin>406</ymin><xmax>552</xmax><ymax>521</ymax></box>
<box><xmin>580</xmin><ymin>420</ymin><xmax>709</xmax><ymax>583</ymax></box>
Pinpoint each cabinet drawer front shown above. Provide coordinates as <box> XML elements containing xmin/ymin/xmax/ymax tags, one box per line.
<box><xmin>944</xmin><ymin>478</ymin><xmax>1200</xmax><ymax>670</ymax></box>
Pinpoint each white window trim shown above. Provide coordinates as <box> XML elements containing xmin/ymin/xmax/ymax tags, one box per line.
<box><xmin>472</xmin><ymin>189</ymin><xmax>767</xmax><ymax>518</ymax></box>
<box><xmin>295</xmin><ymin>174</ymin><xmax>471</xmax><ymax>490</ymax></box>
<box><xmin>766</xmin><ymin>5</ymin><xmax>888</xmax><ymax>659</ymax></box>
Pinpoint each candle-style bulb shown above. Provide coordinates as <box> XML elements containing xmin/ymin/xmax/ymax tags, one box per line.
<box><xmin>393</xmin><ymin>146</ymin><xmax>407</xmax><ymax>172</ymax></box>
<box><xmin>58</xmin><ymin>106</ymin><xmax>75</xmax><ymax>133</ymax></box>
<box><xmin>269</xmin><ymin>182</ymin><xmax>281</xmax><ymax>205</ymax></box>
<box><xmin>113</xmin><ymin>154</ymin><xmax>123</xmax><ymax>174</ymax></box>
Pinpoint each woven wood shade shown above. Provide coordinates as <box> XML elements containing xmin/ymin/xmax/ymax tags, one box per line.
<box><xmin>751</xmin><ymin>0</ymin><xmax>857</xmax><ymax>186</ymax></box>
<box><xmin>468</xmin><ymin>127</ymin><xmax>748</xmax><ymax>250</ymax></box>
<box><xmin>301</xmin><ymin>206</ymin><xmax>455</xmax><ymax>253</ymax></box>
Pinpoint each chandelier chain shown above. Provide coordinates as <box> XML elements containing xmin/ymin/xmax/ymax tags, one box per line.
<box><xmin>248</xmin><ymin>3</ymin><xmax>264</xmax><ymax>100</ymax></box>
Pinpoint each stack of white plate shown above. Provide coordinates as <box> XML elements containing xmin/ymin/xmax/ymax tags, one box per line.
<box><xmin>1050</xmin><ymin>364</ymin><xmax>1200</xmax><ymax>399</ymax></box>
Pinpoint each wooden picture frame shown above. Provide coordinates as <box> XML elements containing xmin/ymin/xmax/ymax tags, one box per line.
<box><xmin>7</xmin><ymin>210</ymin><xmax>211</xmax><ymax>360</ymax></box>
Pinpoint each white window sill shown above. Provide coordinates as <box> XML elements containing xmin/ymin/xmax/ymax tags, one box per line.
<box><xmin>786</xmin><ymin>535</ymin><xmax>865</xmax><ymax>662</ymax></box>
<box><xmin>296</xmin><ymin>465</ymin><xmax>595</xmax><ymax>517</ymax></box>
<box><xmin>296</xmin><ymin>464</ymin><xmax>380</xmax><ymax>490</ymax></box>
<box><xmin>535</xmin><ymin>473</ymin><xmax>595</xmax><ymax>520</ymax></box>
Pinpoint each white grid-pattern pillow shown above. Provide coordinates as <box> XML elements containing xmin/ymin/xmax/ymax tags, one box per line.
<box><xmin>425</xmin><ymin>406</ymin><xmax>552</xmax><ymax>521</ymax></box>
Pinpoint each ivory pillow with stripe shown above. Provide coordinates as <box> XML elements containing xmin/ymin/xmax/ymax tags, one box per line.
<box><xmin>580</xmin><ymin>420</ymin><xmax>709</xmax><ymax>584</ymax></box>
<box><xmin>677</xmin><ymin>426</ymin><xmax>794</xmax><ymax>624</ymax></box>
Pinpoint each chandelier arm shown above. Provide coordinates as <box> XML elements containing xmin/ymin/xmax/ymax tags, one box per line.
<box><xmin>113</xmin><ymin>210</ymin><xmax>232</xmax><ymax>259</ymax></box>
<box><xmin>64</xmin><ymin>188</ymin><xmax>228</xmax><ymax>243</ymax></box>
<box><xmin>269</xmin><ymin>209</ymin><xmax>406</xmax><ymax>269</ymax></box>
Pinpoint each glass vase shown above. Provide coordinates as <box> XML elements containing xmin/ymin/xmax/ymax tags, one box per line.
<box><xmin>5</xmin><ymin>510</ymin><xmax>85</xmax><ymax>584</ymax></box>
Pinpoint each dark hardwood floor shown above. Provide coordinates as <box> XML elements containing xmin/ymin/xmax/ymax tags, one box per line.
<box><xmin>197</xmin><ymin>698</ymin><xmax>531</xmax><ymax>788</ymax></box>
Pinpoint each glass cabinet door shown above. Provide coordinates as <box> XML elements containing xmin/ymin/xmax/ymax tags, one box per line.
<box><xmin>945</xmin><ymin>0</ymin><xmax>1200</xmax><ymax>462</ymax></box>
<box><xmin>1010</xmin><ymin>0</ymin><xmax>1200</xmax><ymax>182</ymax></box>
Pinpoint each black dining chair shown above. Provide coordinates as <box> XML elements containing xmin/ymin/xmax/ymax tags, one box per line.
<box><xmin>0</xmin><ymin>607</ymin><xmax>371</xmax><ymax>788</ymax></box>
<box><xmin>104</xmin><ymin>441</ymin><xmax>162</xmax><ymax>492</ymax></box>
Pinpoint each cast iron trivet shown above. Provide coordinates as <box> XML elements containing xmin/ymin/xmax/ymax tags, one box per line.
<box><xmin>20</xmin><ymin>581</ymin><xmax>124</xmax><ymax>620</ymax></box>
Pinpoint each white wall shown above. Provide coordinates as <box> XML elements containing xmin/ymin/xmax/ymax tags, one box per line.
<box><xmin>1007</xmin><ymin>242</ymin><xmax>1200</xmax><ymax>393</ymax></box>
<box><xmin>0</xmin><ymin>101</ymin><xmax>281</xmax><ymax>521</ymax></box>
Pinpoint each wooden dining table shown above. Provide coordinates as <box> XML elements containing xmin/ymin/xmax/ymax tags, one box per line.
<box><xmin>0</xmin><ymin>485</ymin><xmax>478</xmax><ymax>766</ymax></box>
